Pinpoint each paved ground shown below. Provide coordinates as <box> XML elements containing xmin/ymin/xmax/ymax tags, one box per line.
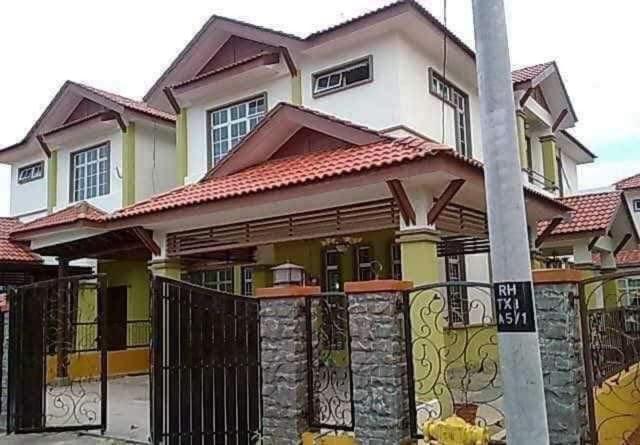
<box><xmin>2</xmin><ymin>375</ymin><xmax>150</xmax><ymax>444</ymax></box>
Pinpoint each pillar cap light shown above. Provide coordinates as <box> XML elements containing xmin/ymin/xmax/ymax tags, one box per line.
<box><xmin>271</xmin><ymin>262</ymin><xmax>305</xmax><ymax>287</ymax></box>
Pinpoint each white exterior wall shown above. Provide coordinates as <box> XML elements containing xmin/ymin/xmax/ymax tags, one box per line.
<box><xmin>9</xmin><ymin>154</ymin><xmax>48</xmax><ymax>217</ymax></box>
<box><xmin>54</xmin><ymin>130</ymin><xmax>123</xmax><ymax>213</ymax></box>
<box><xmin>300</xmin><ymin>34</ymin><xmax>404</xmax><ymax>132</ymax></box>
<box><xmin>135</xmin><ymin>122</ymin><xmax>177</xmax><ymax>201</ymax></box>
<box><xmin>186</xmin><ymin>74</ymin><xmax>292</xmax><ymax>182</ymax></box>
<box><xmin>560</xmin><ymin>149</ymin><xmax>579</xmax><ymax>194</ymax></box>
<box><xmin>396</xmin><ymin>36</ymin><xmax>483</xmax><ymax>160</ymax></box>
<box><xmin>465</xmin><ymin>253</ymin><xmax>493</xmax><ymax>324</ymax></box>
<box><xmin>624</xmin><ymin>190</ymin><xmax>640</xmax><ymax>236</ymax></box>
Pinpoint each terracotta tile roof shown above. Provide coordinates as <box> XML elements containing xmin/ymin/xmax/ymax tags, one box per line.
<box><xmin>615</xmin><ymin>173</ymin><xmax>640</xmax><ymax>191</ymax></box>
<box><xmin>616</xmin><ymin>249</ymin><xmax>640</xmax><ymax>267</ymax></box>
<box><xmin>12</xmin><ymin>202</ymin><xmax>107</xmax><ymax>236</ymax></box>
<box><xmin>108</xmin><ymin>137</ymin><xmax>477</xmax><ymax>221</ymax></box>
<box><xmin>0</xmin><ymin>218</ymin><xmax>41</xmax><ymax>263</ymax></box>
<box><xmin>72</xmin><ymin>82</ymin><xmax>175</xmax><ymax>122</ymax></box>
<box><xmin>511</xmin><ymin>61</ymin><xmax>554</xmax><ymax>85</ymax></box>
<box><xmin>538</xmin><ymin>191</ymin><xmax>622</xmax><ymax>237</ymax></box>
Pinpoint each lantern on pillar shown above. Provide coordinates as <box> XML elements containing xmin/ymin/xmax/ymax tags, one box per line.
<box><xmin>271</xmin><ymin>262</ymin><xmax>305</xmax><ymax>287</ymax></box>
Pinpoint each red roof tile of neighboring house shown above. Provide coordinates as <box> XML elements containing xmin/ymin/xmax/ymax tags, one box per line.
<box><xmin>616</xmin><ymin>249</ymin><xmax>640</xmax><ymax>267</ymax></box>
<box><xmin>511</xmin><ymin>61</ymin><xmax>554</xmax><ymax>85</ymax></box>
<box><xmin>108</xmin><ymin>137</ymin><xmax>479</xmax><ymax>221</ymax></box>
<box><xmin>0</xmin><ymin>218</ymin><xmax>41</xmax><ymax>263</ymax></box>
<box><xmin>615</xmin><ymin>173</ymin><xmax>640</xmax><ymax>191</ymax></box>
<box><xmin>538</xmin><ymin>191</ymin><xmax>622</xmax><ymax>236</ymax></box>
<box><xmin>73</xmin><ymin>82</ymin><xmax>176</xmax><ymax>122</ymax></box>
<box><xmin>12</xmin><ymin>202</ymin><xmax>107</xmax><ymax>236</ymax></box>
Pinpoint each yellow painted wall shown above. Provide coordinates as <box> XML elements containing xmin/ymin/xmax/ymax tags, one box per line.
<box><xmin>594</xmin><ymin>363</ymin><xmax>640</xmax><ymax>445</ymax></box>
<box><xmin>46</xmin><ymin>348</ymin><xmax>150</xmax><ymax>382</ymax></box>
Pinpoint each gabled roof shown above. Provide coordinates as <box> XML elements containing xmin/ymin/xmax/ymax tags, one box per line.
<box><xmin>511</xmin><ymin>60</ymin><xmax>578</xmax><ymax>126</ymax></box>
<box><xmin>0</xmin><ymin>218</ymin><xmax>41</xmax><ymax>263</ymax></box>
<box><xmin>204</xmin><ymin>102</ymin><xmax>390</xmax><ymax>179</ymax></box>
<box><xmin>537</xmin><ymin>191</ymin><xmax>622</xmax><ymax>237</ymax></box>
<box><xmin>0</xmin><ymin>81</ymin><xmax>174</xmax><ymax>158</ymax></box>
<box><xmin>144</xmin><ymin>0</ymin><xmax>475</xmax><ymax>106</ymax></box>
<box><xmin>107</xmin><ymin>137</ymin><xmax>475</xmax><ymax>221</ymax></box>
<box><xmin>615</xmin><ymin>173</ymin><xmax>640</xmax><ymax>191</ymax></box>
<box><xmin>11</xmin><ymin>202</ymin><xmax>107</xmax><ymax>238</ymax></box>
<box><xmin>511</xmin><ymin>62</ymin><xmax>555</xmax><ymax>85</ymax></box>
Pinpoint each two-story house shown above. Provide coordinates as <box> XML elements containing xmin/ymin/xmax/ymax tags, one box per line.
<box><xmin>1</xmin><ymin>0</ymin><xmax>604</xmax><ymax>375</ymax></box>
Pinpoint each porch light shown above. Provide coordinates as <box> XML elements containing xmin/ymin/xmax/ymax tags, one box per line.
<box><xmin>271</xmin><ymin>262</ymin><xmax>305</xmax><ymax>287</ymax></box>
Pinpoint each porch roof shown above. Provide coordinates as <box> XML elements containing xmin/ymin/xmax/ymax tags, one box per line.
<box><xmin>11</xmin><ymin>201</ymin><xmax>106</xmax><ymax>239</ymax></box>
<box><xmin>537</xmin><ymin>191</ymin><xmax>625</xmax><ymax>239</ymax></box>
<box><xmin>594</xmin><ymin>250</ymin><xmax>640</xmax><ymax>269</ymax></box>
<box><xmin>0</xmin><ymin>218</ymin><xmax>41</xmax><ymax>264</ymax></box>
<box><xmin>105</xmin><ymin>137</ymin><xmax>568</xmax><ymax>223</ymax></box>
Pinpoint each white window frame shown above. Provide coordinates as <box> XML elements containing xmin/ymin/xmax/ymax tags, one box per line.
<box><xmin>208</xmin><ymin>94</ymin><xmax>267</xmax><ymax>167</ymax></box>
<box><xmin>242</xmin><ymin>266</ymin><xmax>254</xmax><ymax>296</ymax></box>
<box><xmin>312</xmin><ymin>56</ymin><xmax>373</xmax><ymax>97</ymax></box>
<box><xmin>633</xmin><ymin>199</ymin><xmax>640</xmax><ymax>213</ymax></box>
<box><xmin>429</xmin><ymin>68</ymin><xmax>472</xmax><ymax>157</ymax></box>
<box><xmin>70</xmin><ymin>142</ymin><xmax>110</xmax><ymax>202</ymax></box>
<box><xmin>17</xmin><ymin>161</ymin><xmax>44</xmax><ymax>184</ymax></box>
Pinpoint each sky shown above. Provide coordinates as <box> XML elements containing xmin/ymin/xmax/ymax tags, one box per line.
<box><xmin>0</xmin><ymin>0</ymin><xmax>638</xmax><ymax>216</ymax></box>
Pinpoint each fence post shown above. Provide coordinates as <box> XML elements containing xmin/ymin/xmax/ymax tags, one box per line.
<box><xmin>0</xmin><ymin>304</ymin><xmax>7</xmax><ymax>431</ymax></box>
<box><xmin>256</xmin><ymin>286</ymin><xmax>319</xmax><ymax>444</ymax></box>
<box><xmin>344</xmin><ymin>280</ymin><xmax>413</xmax><ymax>445</ymax></box>
<box><xmin>533</xmin><ymin>269</ymin><xmax>589</xmax><ymax>445</ymax></box>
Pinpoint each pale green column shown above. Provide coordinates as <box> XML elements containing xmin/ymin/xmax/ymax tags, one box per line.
<box><xmin>148</xmin><ymin>259</ymin><xmax>182</xmax><ymax>279</ymax></box>
<box><xmin>291</xmin><ymin>73</ymin><xmax>302</xmax><ymax>105</ymax></box>
<box><xmin>176</xmin><ymin>110</ymin><xmax>188</xmax><ymax>185</ymax></box>
<box><xmin>398</xmin><ymin>228</ymin><xmax>450</xmax><ymax>415</ymax></box>
<box><xmin>540</xmin><ymin>135</ymin><xmax>559</xmax><ymax>191</ymax></box>
<box><xmin>516</xmin><ymin>110</ymin><xmax>528</xmax><ymax>169</ymax></box>
<box><xmin>122</xmin><ymin>123</ymin><xmax>136</xmax><ymax>206</ymax></box>
<box><xmin>47</xmin><ymin>151</ymin><xmax>58</xmax><ymax>213</ymax></box>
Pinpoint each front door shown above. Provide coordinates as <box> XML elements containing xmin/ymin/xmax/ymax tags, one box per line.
<box><xmin>106</xmin><ymin>286</ymin><xmax>127</xmax><ymax>351</ymax></box>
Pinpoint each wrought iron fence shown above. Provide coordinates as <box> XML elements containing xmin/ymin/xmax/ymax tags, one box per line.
<box><xmin>304</xmin><ymin>293</ymin><xmax>355</xmax><ymax>431</ymax></box>
<box><xmin>588</xmin><ymin>306</ymin><xmax>640</xmax><ymax>385</ymax></box>
<box><xmin>402</xmin><ymin>281</ymin><xmax>506</xmax><ymax>443</ymax></box>
<box><xmin>579</xmin><ymin>269</ymin><xmax>640</xmax><ymax>444</ymax></box>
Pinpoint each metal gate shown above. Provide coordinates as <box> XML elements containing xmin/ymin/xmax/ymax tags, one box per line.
<box><xmin>305</xmin><ymin>293</ymin><xmax>354</xmax><ymax>431</ymax></box>
<box><xmin>7</xmin><ymin>274</ymin><xmax>107</xmax><ymax>433</ymax></box>
<box><xmin>403</xmin><ymin>281</ymin><xmax>506</xmax><ymax>442</ymax></box>
<box><xmin>151</xmin><ymin>276</ymin><xmax>261</xmax><ymax>444</ymax></box>
<box><xmin>579</xmin><ymin>269</ymin><xmax>640</xmax><ymax>444</ymax></box>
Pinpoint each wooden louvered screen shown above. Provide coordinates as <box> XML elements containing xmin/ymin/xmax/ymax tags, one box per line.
<box><xmin>167</xmin><ymin>199</ymin><xmax>400</xmax><ymax>257</ymax></box>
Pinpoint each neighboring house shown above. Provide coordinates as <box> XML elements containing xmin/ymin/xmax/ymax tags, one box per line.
<box><xmin>0</xmin><ymin>1</ymin><xmax>599</xmax><ymax>368</ymax></box>
<box><xmin>0</xmin><ymin>82</ymin><xmax>176</xmax><ymax>377</ymax></box>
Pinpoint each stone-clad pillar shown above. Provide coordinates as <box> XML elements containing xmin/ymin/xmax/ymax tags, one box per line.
<box><xmin>533</xmin><ymin>269</ymin><xmax>588</xmax><ymax>445</ymax></box>
<box><xmin>256</xmin><ymin>286</ymin><xmax>318</xmax><ymax>444</ymax></box>
<box><xmin>344</xmin><ymin>280</ymin><xmax>413</xmax><ymax>444</ymax></box>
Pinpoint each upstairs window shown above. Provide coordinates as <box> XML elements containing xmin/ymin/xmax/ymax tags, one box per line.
<box><xmin>633</xmin><ymin>199</ymin><xmax>640</xmax><ymax>213</ymax></box>
<box><xmin>313</xmin><ymin>56</ymin><xmax>372</xmax><ymax>97</ymax></box>
<box><xmin>70</xmin><ymin>142</ymin><xmax>110</xmax><ymax>202</ymax></box>
<box><xmin>429</xmin><ymin>69</ymin><xmax>472</xmax><ymax>157</ymax></box>
<box><xmin>17</xmin><ymin>161</ymin><xmax>44</xmax><ymax>184</ymax></box>
<box><xmin>209</xmin><ymin>94</ymin><xmax>266</xmax><ymax>166</ymax></box>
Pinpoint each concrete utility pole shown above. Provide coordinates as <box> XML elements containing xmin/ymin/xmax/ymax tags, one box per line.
<box><xmin>471</xmin><ymin>1</ymin><xmax>550</xmax><ymax>443</ymax></box>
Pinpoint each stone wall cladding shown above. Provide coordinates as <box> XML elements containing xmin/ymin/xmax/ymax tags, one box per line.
<box><xmin>259</xmin><ymin>298</ymin><xmax>308</xmax><ymax>444</ymax></box>
<box><xmin>535</xmin><ymin>282</ymin><xmax>588</xmax><ymax>445</ymax></box>
<box><xmin>348</xmin><ymin>291</ymin><xmax>411</xmax><ymax>444</ymax></box>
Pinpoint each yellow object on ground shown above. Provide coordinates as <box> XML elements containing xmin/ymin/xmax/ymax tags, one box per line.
<box><xmin>301</xmin><ymin>432</ymin><xmax>356</xmax><ymax>445</ymax></box>
<box><xmin>423</xmin><ymin>415</ymin><xmax>490</xmax><ymax>445</ymax></box>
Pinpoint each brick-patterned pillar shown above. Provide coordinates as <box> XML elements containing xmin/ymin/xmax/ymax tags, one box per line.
<box><xmin>533</xmin><ymin>269</ymin><xmax>588</xmax><ymax>445</ymax></box>
<box><xmin>345</xmin><ymin>280</ymin><xmax>413</xmax><ymax>445</ymax></box>
<box><xmin>256</xmin><ymin>286</ymin><xmax>319</xmax><ymax>444</ymax></box>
